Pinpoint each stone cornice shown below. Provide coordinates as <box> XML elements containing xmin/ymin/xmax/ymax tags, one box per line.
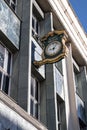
<box><xmin>48</xmin><ymin>0</ymin><xmax>87</xmax><ymax>65</ymax></box>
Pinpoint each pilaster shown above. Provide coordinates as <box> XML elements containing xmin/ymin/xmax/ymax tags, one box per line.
<box><xmin>63</xmin><ymin>43</ymin><xmax>80</xmax><ymax>130</ymax></box>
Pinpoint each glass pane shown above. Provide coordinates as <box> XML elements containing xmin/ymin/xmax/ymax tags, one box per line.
<box><xmin>55</xmin><ymin>60</ymin><xmax>62</xmax><ymax>75</ymax></box>
<box><xmin>35</xmin><ymin>103</ymin><xmax>38</xmax><ymax>119</ymax></box>
<box><xmin>32</xmin><ymin>17</ymin><xmax>34</xmax><ymax>29</ymax></box>
<box><xmin>32</xmin><ymin>30</ymin><xmax>35</xmax><ymax>36</ymax></box>
<box><xmin>11</xmin><ymin>3</ymin><xmax>15</xmax><ymax>10</ymax></box>
<box><xmin>36</xmin><ymin>21</ymin><xmax>38</xmax><ymax>34</ymax></box>
<box><xmin>0</xmin><ymin>71</ymin><xmax>2</xmax><ymax>89</ymax></box>
<box><xmin>57</xmin><ymin>105</ymin><xmax>60</xmax><ymax>121</ymax></box>
<box><xmin>57</xmin><ymin>102</ymin><xmax>61</xmax><ymax>122</ymax></box>
<box><xmin>58</xmin><ymin>123</ymin><xmax>61</xmax><ymax>130</ymax></box>
<box><xmin>58</xmin><ymin>104</ymin><xmax>61</xmax><ymax>130</ymax></box>
<box><xmin>30</xmin><ymin>99</ymin><xmax>34</xmax><ymax>116</ymax></box>
<box><xmin>35</xmin><ymin>81</ymin><xmax>38</xmax><ymax>101</ymax></box>
<box><xmin>13</xmin><ymin>0</ymin><xmax>16</xmax><ymax>3</ymax></box>
<box><xmin>4</xmin><ymin>49</ymin><xmax>8</xmax><ymax>72</ymax></box>
<box><xmin>0</xmin><ymin>44</ymin><xmax>5</xmax><ymax>68</ymax></box>
<box><xmin>0</xmin><ymin>52</ymin><xmax>4</xmax><ymax>68</ymax></box>
<box><xmin>32</xmin><ymin>42</ymin><xmax>36</xmax><ymax>62</ymax></box>
<box><xmin>2</xmin><ymin>75</ymin><xmax>9</xmax><ymax>94</ymax></box>
<box><xmin>31</xmin><ymin>77</ymin><xmax>34</xmax><ymax>96</ymax></box>
<box><xmin>7</xmin><ymin>52</ymin><xmax>11</xmax><ymax>74</ymax></box>
<box><xmin>6</xmin><ymin>0</ymin><xmax>10</xmax><ymax>4</ymax></box>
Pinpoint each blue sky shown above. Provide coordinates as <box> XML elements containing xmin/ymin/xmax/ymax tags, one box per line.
<box><xmin>69</xmin><ymin>0</ymin><xmax>87</xmax><ymax>33</ymax></box>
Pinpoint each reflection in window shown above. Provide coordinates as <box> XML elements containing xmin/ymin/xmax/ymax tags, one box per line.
<box><xmin>0</xmin><ymin>43</ymin><xmax>11</xmax><ymax>95</ymax></box>
<box><xmin>30</xmin><ymin>76</ymin><xmax>40</xmax><ymax>119</ymax></box>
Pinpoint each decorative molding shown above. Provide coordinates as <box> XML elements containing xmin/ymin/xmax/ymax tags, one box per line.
<box><xmin>48</xmin><ymin>0</ymin><xmax>87</xmax><ymax>66</ymax></box>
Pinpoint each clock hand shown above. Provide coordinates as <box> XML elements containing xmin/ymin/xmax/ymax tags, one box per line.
<box><xmin>52</xmin><ymin>46</ymin><xmax>56</xmax><ymax>50</ymax></box>
<box><xmin>49</xmin><ymin>46</ymin><xmax>56</xmax><ymax>50</ymax></box>
<box><xmin>49</xmin><ymin>48</ymin><xmax>54</xmax><ymax>50</ymax></box>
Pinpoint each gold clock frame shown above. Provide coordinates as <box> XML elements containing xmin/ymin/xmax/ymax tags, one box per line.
<box><xmin>33</xmin><ymin>30</ymin><xmax>68</xmax><ymax>67</ymax></box>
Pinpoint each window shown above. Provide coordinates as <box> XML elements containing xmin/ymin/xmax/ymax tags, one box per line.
<box><xmin>32</xmin><ymin>14</ymin><xmax>39</xmax><ymax>38</ymax></box>
<box><xmin>6</xmin><ymin>0</ymin><xmax>17</xmax><ymax>11</ymax></box>
<box><xmin>73</xmin><ymin>60</ymin><xmax>83</xmax><ymax>99</ymax></box>
<box><xmin>0</xmin><ymin>43</ymin><xmax>12</xmax><ymax>95</ymax></box>
<box><xmin>30</xmin><ymin>76</ymin><xmax>40</xmax><ymax>119</ymax></box>
<box><xmin>73</xmin><ymin>59</ymin><xmax>86</xmax><ymax>129</ymax></box>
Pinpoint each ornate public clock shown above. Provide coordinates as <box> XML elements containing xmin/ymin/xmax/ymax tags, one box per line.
<box><xmin>33</xmin><ymin>30</ymin><xmax>68</xmax><ymax>67</ymax></box>
<box><xmin>45</xmin><ymin>41</ymin><xmax>62</xmax><ymax>57</ymax></box>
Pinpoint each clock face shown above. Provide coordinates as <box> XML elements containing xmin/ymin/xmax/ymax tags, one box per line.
<box><xmin>45</xmin><ymin>41</ymin><xmax>62</xmax><ymax>57</ymax></box>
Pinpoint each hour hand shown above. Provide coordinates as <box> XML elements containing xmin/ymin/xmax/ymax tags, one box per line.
<box><xmin>50</xmin><ymin>46</ymin><xmax>55</xmax><ymax>50</ymax></box>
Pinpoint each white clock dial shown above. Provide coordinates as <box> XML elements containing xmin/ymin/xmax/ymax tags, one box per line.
<box><xmin>45</xmin><ymin>41</ymin><xmax>62</xmax><ymax>56</ymax></box>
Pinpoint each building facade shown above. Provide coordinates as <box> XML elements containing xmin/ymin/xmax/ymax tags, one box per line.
<box><xmin>0</xmin><ymin>0</ymin><xmax>87</xmax><ymax>130</ymax></box>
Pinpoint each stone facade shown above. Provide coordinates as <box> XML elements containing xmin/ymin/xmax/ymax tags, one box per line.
<box><xmin>0</xmin><ymin>0</ymin><xmax>87</xmax><ymax>130</ymax></box>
